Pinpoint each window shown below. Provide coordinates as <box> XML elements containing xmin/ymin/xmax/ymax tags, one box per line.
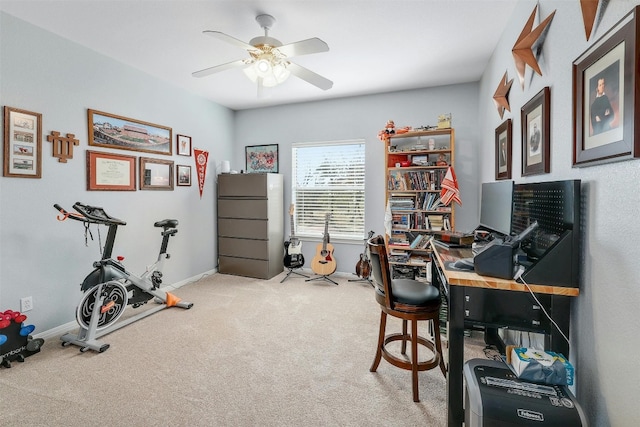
<box><xmin>292</xmin><ymin>140</ymin><xmax>365</xmax><ymax>241</ymax></box>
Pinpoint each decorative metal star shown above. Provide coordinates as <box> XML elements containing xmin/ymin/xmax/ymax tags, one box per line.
<box><xmin>512</xmin><ymin>5</ymin><xmax>556</xmax><ymax>89</ymax></box>
<box><xmin>580</xmin><ymin>0</ymin><xmax>608</xmax><ymax>40</ymax></box>
<box><xmin>493</xmin><ymin>72</ymin><xmax>513</xmax><ymax>119</ymax></box>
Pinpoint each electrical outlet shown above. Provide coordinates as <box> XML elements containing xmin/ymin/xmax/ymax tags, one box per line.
<box><xmin>20</xmin><ymin>296</ymin><xmax>33</xmax><ymax>312</ymax></box>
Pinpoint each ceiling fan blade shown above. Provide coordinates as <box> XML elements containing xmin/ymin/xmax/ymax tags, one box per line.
<box><xmin>288</xmin><ymin>62</ymin><xmax>333</xmax><ymax>90</ymax></box>
<box><xmin>276</xmin><ymin>37</ymin><xmax>329</xmax><ymax>58</ymax></box>
<box><xmin>203</xmin><ymin>30</ymin><xmax>259</xmax><ymax>52</ymax></box>
<box><xmin>192</xmin><ymin>59</ymin><xmax>248</xmax><ymax>78</ymax></box>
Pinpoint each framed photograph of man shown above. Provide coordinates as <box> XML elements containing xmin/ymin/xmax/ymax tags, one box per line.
<box><xmin>573</xmin><ymin>6</ymin><xmax>640</xmax><ymax>167</ymax></box>
<box><xmin>521</xmin><ymin>87</ymin><xmax>550</xmax><ymax>176</ymax></box>
<box><xmin>495</xmin><ymin>119</ymin><xmax>512</xmax><ymax>180</ymax></box>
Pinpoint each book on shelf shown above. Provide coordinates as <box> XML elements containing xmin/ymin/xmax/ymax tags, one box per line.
<box><xmin>428</xmin><ymin>215</ymin><xmax>445</xmax><ymax>231</ymax></box>
<box><xmin>389</xmin><ymin>196</ymin><xmax>415</xmax><ymax>210</ymax></box>
<box><xmin>388</xmin><ymin>170</ymin><xmax>440</xmax><ymax>191</ymax></box>
<box><xmin>408</xmin><ymin>234</ymin><xmax>433</xmax><ymax>250</ymax></box>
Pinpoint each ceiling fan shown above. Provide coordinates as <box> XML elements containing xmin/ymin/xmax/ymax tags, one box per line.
<box><xmin>192</xmin><ymin>14</ymin><xmax>333</xmax><ymax>94</ymax></box>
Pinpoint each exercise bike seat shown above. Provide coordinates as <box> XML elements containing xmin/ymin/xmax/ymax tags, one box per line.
<box><xmin>154</xmin><ymin>219</ymin><xmax>178</xmax><ymax>228</ymax></box>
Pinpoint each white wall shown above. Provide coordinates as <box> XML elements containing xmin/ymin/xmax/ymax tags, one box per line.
<box><xmin>0</xmin><ymin>12</ymin><xmax>233</xmax><ymax>332</ymax></box>
<box><xmin>234</xmin><ymin>85</ymin><xmax>481</xmax><ymax>272</ymax></box>
<box><xmin>479</xmin><ymin>1</ymin><xmax>640</xmax><ymax>425</ymax></box>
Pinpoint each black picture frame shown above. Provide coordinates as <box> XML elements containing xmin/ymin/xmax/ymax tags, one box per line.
<box><xmin>177</xmin><ymin>134</ymin><xmax>192</xmax><ymax>156</ymax></box>
<box><xmin>176</xmin><ymin>164</ymin><xmax>191</xmax><ymax>186</ymax></box>
<box><xmin>495</xmin><ymin>119</ymin><xmax>512</xmax><ymax>180</ymax></box>
<box><xmin>521</xmin><ymin>87</ymin><xmax>551</xmax><ymax>176</ymax></box>
<box><xmin>245</xmin><ymin>144</ymin><xmax>279</xmax><ymax>173</ymax></box>
<box><xmin>572</xmin><ymin>5</ymin><xmax>640</xmax><ymax>167</ymax></box>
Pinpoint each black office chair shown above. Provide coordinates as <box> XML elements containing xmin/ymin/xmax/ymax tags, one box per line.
<box><xmin>367</xmin><ymin>235</ymin><xmax>446</xmax><ymax>402</ymax></box>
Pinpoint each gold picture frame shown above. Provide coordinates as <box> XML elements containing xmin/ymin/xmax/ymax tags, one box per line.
<box><xmin>88</xmin><ymin>109</ymin><xmax>172</xmax><ymax>155</ymax></box>
<box><xmin>3</xmin><ymin>106</ymin><xmax>42</xmax><ymax>178</ymax></box>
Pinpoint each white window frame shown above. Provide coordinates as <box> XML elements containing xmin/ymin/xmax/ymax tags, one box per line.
<box><xmin>291</xmin><ymin>139</ymin><xmax>366</xmax><ymax>242</ymax></box>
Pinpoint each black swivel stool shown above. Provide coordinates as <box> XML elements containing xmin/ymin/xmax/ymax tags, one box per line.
<box><xmin>367</xmin><ymin>235</ymin><xmax>446</xmax><ymax>402</ymax></box>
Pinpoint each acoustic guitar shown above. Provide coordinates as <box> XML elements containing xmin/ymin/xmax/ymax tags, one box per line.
<box><xmin>311</xmin><ymin>213</ymin><xmax>336</xmax><ymax>276</ymax></box>
<box><xmin>284</xmin><ymin>204</ymin><xmax>304</xmax><ymax>269</ymax></box>
<box><xmin>355</xmin><ymin>230</ymin><xmax>375</xmax><ymax>279</ymax></box>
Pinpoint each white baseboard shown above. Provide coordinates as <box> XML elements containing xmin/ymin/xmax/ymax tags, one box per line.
<box><xmin>34</xmin><ymin>320</ymin><xmax>77</xmax><ymax>341</ymax></box>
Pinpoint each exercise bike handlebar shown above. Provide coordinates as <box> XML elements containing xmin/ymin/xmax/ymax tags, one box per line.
<box><xmin>54</xmin><ymin>202</ymin><xmax>127</xmax><ymax>226</ymax></box>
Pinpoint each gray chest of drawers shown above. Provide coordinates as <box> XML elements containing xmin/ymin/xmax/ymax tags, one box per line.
<box><xmin>217</xmin><ymin>173</ymin><xmax>283</xmax><ymax>279</ymax></box>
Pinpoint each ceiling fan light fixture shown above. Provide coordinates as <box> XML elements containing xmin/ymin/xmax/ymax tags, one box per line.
<box><xmin>195</xmin><ymin>13</ymin><xmax>332</xmax><ymax>93</ymax></box>
<box><xmin>243</xmin><ymin>53</ymin><xmax>290</xmax><ymax>87</ymax></box>
<box><xmin>255</xmin><ymin>56</ymin><xmax>272</xmax><ymax>75</ymax></box>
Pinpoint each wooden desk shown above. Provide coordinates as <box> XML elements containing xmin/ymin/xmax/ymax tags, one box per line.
<box><xmin>431</xmin><ymin>246</ymin><xmax>579</xmax><ymax>427</ymax></box>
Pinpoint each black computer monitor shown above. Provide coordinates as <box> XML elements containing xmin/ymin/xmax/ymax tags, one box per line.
<box><xmin>479</xmin><ymin>180</ymin><xmax>514</xmax><ymax>237</ymax></box>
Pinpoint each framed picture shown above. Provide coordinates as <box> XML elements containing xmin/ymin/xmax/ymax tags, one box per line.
<box><xmin>176</xmin><ymin>164</ymin><xmax>191</xmax><ymax>186</ymax></box>
<box><xmin>177</xmin><ymin>134</ymin><xmax>192</xmax><ymax>156</ymax></box>
<box><xmin>88</xmin><ymin>109</ymin><xmax>172</xmax><ymax>155</ymax></box>
<box><xmin>245</xmin><ymin>144</ymin><xmax>279</xmax><ymax>173</ymax></box>
<box><xmin>495</xmin><ymin>119</ymin><xmax>512</xmax><ymax>180</ymax></box>
<box><xmin>573</xmin><ymin>6</ymin><xmax>640</xmax><ymax>167</ymax></box>
<box><xmin>86</xmin><ymin>150</ymin><xmax>136</xmax><ymax>191</ymax></box>
<box><xmin>3</xmin><ymin>106</ymin><xmax>42</xmax><ymax>178</ymax></box>
<box><xmin>140</xmin><ymin>157</ymin><xmax>174</xmax><ymax>190</ymax></box>
<box><xmin>521</xmin><ymin>87</ymin><xmax>551</xmax><ymax>176</ymax></box>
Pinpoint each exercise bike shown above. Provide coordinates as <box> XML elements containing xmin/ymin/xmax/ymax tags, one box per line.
<box><xmin>53</xmin><ymin>202</ymin><xmax>193</xmax><ymax>353</ymax></box>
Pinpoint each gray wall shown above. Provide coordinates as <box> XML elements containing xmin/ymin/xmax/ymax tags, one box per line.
<box><xmin>0</xmin><ymin>12</ymin><xmax>233</xmax><ymax>332</ymax></box>
<box><xmin>234</xmin><ymin>85</ymin><xmax>481</xmax><ymax>269</ymax></box>
<box><xmin>478</xmin><ymin>1</ymin><xmax>640</xmax><ymax>425</ymax></box>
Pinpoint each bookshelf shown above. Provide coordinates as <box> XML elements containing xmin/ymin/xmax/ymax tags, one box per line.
<box><xmin>385</xmin><ymin>128</ymin><xmax>455</xmax><ymax>279</ymax></box>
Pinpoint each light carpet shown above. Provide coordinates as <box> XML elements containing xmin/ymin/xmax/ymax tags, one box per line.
<box><xmin>0</xmin><ymin>271</ymin><xmax>486</xmax><ymax>426</ymax></box>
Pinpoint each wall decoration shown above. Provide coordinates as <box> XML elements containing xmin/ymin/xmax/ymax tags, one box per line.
<box><xmin>86</xmin><ymin>150</ymin><xmax>136</xmax><ymax>191</ymax></box>
<box><xmin>521</xmin><ymin>87</ymin><xmax>551</xmax><ymax>176</ymax></box>
<box><xmin>177</xmin><ymin>134</ymin><xmax>192</xmax><ymax>156</ymax></box>
<box><xmin>140</xmin><ymin>157</ymin><xmax>174</xmax><ymax>190</ymax></box>
<box><xmin>194</xmin><ymin>148</ymin><xmax>209</xmax><ymax>198</ymax></box>
<box><xmin>580</xmin><ymin>0</ymin><xmax>609</xmax><ymax>41</ymax></box>
<box><xmin>512</xmin><ymin>5</ymin><xmax>556</xmax><ymax>89</ymax></box>
<box><xmin>177</xmin><ymin>164</ymin><xmax>192</xmax><ymax>186</ymax></box>
<box><xmin>573</xmin><ymin>5</ymin><xmax>639</xmax><ymax>167</ymax></box>
<box><xmin>88</xmin><ymin>109</ymin><xmax>172</xmax><ymax>155</ymax></box>
<box><xmin>493</xmin><ymin>71</ymin><xmax>514</xmax><ymax>119</ymax></box>
<box><xmin>3</xmin><ymin>106</ymin><xmax>42</xmax><ymax>178</ymax></box>
<box><xmin>245</xmin><ymin>144</ymin><xmax>279</xmax><ymax>173</ymax></box>
<box><xmin>495</xmin><ymin>119</ymin><xmax>512</xmax><ymax>180</ymax></box>
<box><xmin>47</xmin><ymin>131</ymin><xmax>79</xmax><ymax>163</ymax></box>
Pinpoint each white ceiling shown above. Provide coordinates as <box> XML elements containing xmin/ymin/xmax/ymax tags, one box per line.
<box><xmin>0</xmin><ymin>0</ymin><xmax>518</xmax><ymax>111</ymax></box>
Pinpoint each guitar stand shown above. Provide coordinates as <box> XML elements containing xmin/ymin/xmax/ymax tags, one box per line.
<box><xmin>305</xmin><ymin>274</ymin><xmax>338</xmax><ymax>285</ymax></box>
<box><xmin>348</xmin><ymin>274</ymin><xmax>373</xmax><ymax>287</ymax></box>
<box><xmin>280</xmin><ymin>267</ymin><xmax>310</xmax><ymax>283</ymax></box>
